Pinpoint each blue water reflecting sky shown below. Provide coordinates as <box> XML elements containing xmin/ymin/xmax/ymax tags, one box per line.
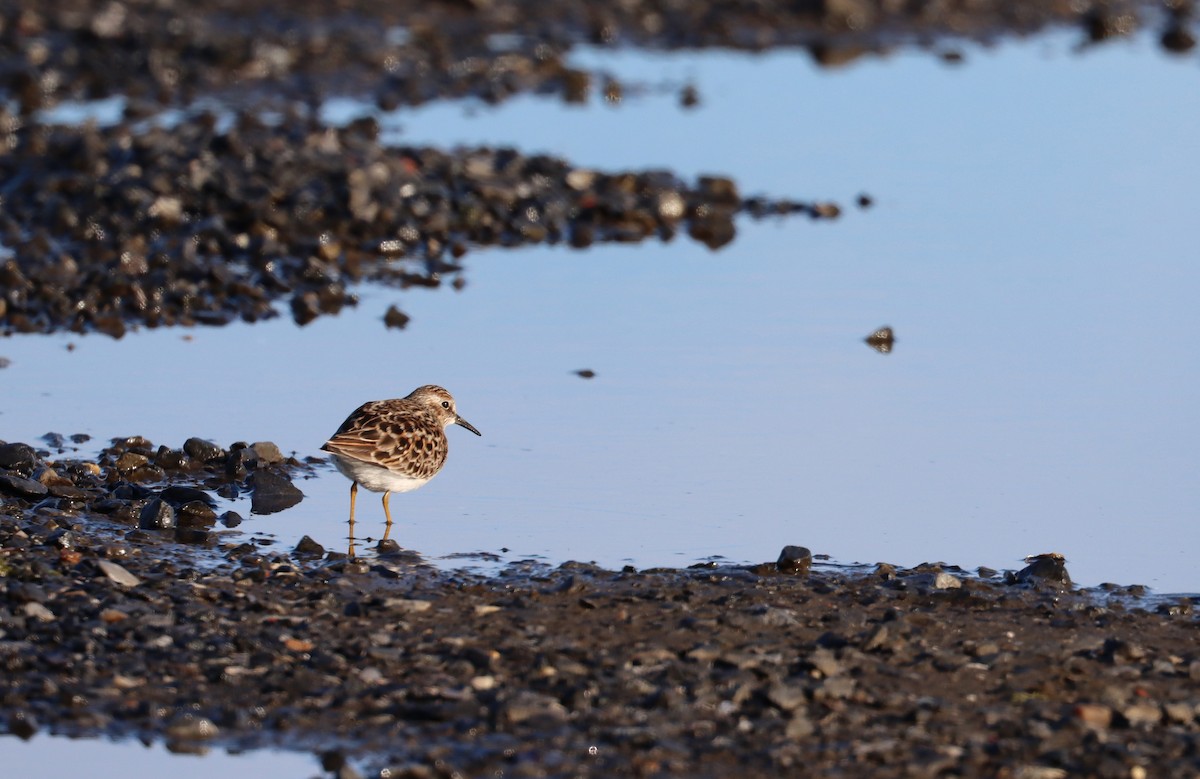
<box><xmin>3</xmin><ymin>34</ymin><xmax>1198</xmax><ymax>594</ymax></box>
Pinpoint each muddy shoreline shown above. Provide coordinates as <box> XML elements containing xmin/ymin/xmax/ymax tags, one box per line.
<box><xmin>2</xmin><ymin>438</ymin><xmax>1199</xmax><ymax>776</ymax></box>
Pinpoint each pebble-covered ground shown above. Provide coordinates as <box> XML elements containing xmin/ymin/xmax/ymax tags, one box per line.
<box><xmin>3</xmin><ymin>0</ymin><xmax>1200</xmax><ymax>775</ymax></box>
<box><xmin>1</xmin><ymin>437</ymin><xmax>1198</xmax><ymax>777</ymax></box>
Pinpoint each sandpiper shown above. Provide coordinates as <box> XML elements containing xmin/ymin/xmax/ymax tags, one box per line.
<box><xmin>321</xmin><ymin>385</ymin><xmax>480</xmax><ymax>544</ymax></box>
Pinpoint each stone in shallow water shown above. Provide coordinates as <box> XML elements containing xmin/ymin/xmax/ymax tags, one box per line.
<box><xmin>776</xmin><ymin>545</ymin><xmax>812</xmax><ymax>574</ymax></box>
<box><xmin>161</xmin><ymin>485</ymin><xmax>216</xmax><ymax>507</ymax></box>
<box><xmin>294</xmin><ymin>535</ymin><xmax>325</xmax><ymax>556</ymax></box>
<box><xmin>251</xmin><ymin>441</ymin><xmax>285</xmax><ymax>464</ymax></box>
<box><xmin>183</xmin><ymin>437</ymin><xmax>224</xmax><ymax>462</ymax></box>
<box><xmin>0</xmin><ymin>473</ymin><xmax>48</xmax><ymax>499</ymax></box>
<box><xmin>249</xmin><ymin>470</ymin><xmax>304</xmax><ymax>515</ymax></box>
<box><xmin>139</xmin><ymin>498</ymin><xmax>176</xmax><ymax>530</ymax></box>
<box><xmin>0</xmin><ymin>442</ymin><xmax>38</xmax><ymax>470</ymax></box>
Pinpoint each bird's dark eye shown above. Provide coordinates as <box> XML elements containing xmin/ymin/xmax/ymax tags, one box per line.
<box><xmin>441</xmin><ymin>401</ymin><xmax>450</xmax><ymax>409</ymax></box>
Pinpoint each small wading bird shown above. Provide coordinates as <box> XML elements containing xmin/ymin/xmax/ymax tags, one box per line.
<box><xmin>322</xmin><ymin>385</ymin><xmax>480</xmax><ymax>552</ymax></box>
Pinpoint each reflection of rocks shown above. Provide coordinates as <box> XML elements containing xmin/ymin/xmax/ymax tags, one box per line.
<box><xmin>0</xmin><ymin>118</ymin><xmax>838</xmax><ymax>336</ymax></box>
<box><xmin>2</xmin><ymin>1</ymin><xmax>1190</xmax><ymax>118</ymax></box>
<box><xmin>249</xmin><ymin>469</ymin><xmax>305</xmax><ymax>515</ymax></box>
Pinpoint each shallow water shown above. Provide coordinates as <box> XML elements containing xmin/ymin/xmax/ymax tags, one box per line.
<box><xmin>4</xmin><ymin>34</ymin><xmax>1199</xmax><ymax>598</ymax></box>
<box><xmin>0</xmin><ymin>734</ymin><xmax>319</xmax><ymax>778</ymax></box>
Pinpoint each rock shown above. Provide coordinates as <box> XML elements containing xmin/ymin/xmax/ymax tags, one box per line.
<box><xmin>785</xmin><ymin>712</ymin><xmax>815</xmax><ymax>739</ymax></box>
<box><xmin>139</xmin><ymin>498</ymin><xmax>177</xmax><ymax>530</ymax></box>
<box><xmin>0</xmin><ymin>473</ymin><xmax>49</xmax><ymax>499</ymax></box>
<box><xmin>294</xmin><ymin>535</ymin><xmax>326</xmax><ymax>556</ymax></box>
<box><xmin>767</xmin><ymin>683</ymin><xmax>808</xmax><ymax>712</ymax></box>
<box><xmin>249</xmin><ymin>470</ymin><xmax>304</xmax><ymax>514</ymax></box>
<box><xmin>175</xmin><ymin>528</ymin><xmax>211</xmax><ymax>545</ymax></box>
<box><xmin>501</xmin><ymin>691</ymin><xmax>569</xmax><ymax>725</ymax></box>
<box><xmin>384</xmin><ymin>598</ymin><xmax>432</xmax><ymax>614</ymax></box>
<box><xmin>376</xmin><ymin>538</ymin><xmax>402</xmax><ymax>554</ymax></box>
<box><xmin>1123</xmin><ymin>704</ymin><xmax>1163</xmax><ymax>728</ymax></box>
<box><xmin>809</xmin><ymin>648</ymin><xmax>843</xmax><ymax>677</ymax></box>
<box><xmin>777</xmin><ymin>545</ymin><xmax>812</xmax><ymax>574</ymax></box>
<box><xmin>226</xmin><ymin>447</ymin><xmax>258</xmax><ymax>478</ymax></box>
<box><xmin>7</xmin><ymin>711</ymin><xmax>38</xmax><ymax>740</ymax></box>
<box><xmin>1075</xmin><ymin>703</ymin><xmax>1112</xmax><ymax>729</ymax></box>
<box><xmin>96</xmin><ymin>560</ymin><xmax>142</xmax><ymax>587</ymax></box>
<box><xmin>1163</xmin><ymin>702</ymin><xmax>1195</xmax><ymax>725</ymax></box>
<box><xmin>1017</xmin><ymin>553</ymin><xmax>1071</xmax><ymax>585</ymax></box>
<box><xmin>177</xmin><ymin>500</ymin><xmax>217</xmax><ymax>527</ymax></box>
<box><xmin>161</xmin><ymin>485</ymin><xmax>216</xmax><ymax>507</ymax></box>
<box><xmin>383</xmin><ymin>305</ymin><xmax>410</xmax><ymax>329</ymax></box>
<box><xmin>0</xmin><ymin>442</ymin><xmax>38</xmax><ymax>471</ymax></box>
<box><xmin>220</xmin><ymin>511</ymin><xmax>243</xmax><ymax>528</ymax></box>
<box><xmin>908</xmin><ymin>569</ymin><xmax>963</xmax><ymax>590</ymax></box>
<box><xmin>183</xmin><ymin>437</ymin><xmax>224</xmax><ymax>462</ymax></box>
<box><xmin>931</xmin><ymin>572</ymin><xmax>962</xmax><ymax>590</ymax></box>
<box><xmin>23</xmin><ymin>602</ymin><xmax>55</xmax><ymax>622</ymax></box>
<box><xmin>166</xmin><ymin>714</ymin><xmax>219</xmax><ymax>740</ymax></box>
<box><xmin>113</xmin><ymin>452</ymin><xmax>149</xmax><ymax>471</ymax></box>
<box><xmin>250</xmin><ymin>441</ymin><xmax>285</xmax><ymax>464</ymax></box>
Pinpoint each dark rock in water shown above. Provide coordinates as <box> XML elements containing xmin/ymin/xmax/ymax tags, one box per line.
<box><xmin>383</xmin><ymin>304</ymin><xmax>410</xmax><ymax>329</ymax></box>
<box><xmin>161</xmin><ymin>485</ymin><xmax>216</xmax><ymax>508</ymax></box>
<box><xmin>0</xmin><ymin>442</ymin><xmax>38</xmax><ymax>472</ymax></box>
<box><xmin>777</xmin><ymin>545</ymin><xmax>813</xmax><ymax>575</ymax></box>
<box><xmin>177</xmin><ymin>500</ymin><xmax>218</xmax><ymax>527</ymax></box>
<box><xmin>376</xmin><ymin>538</ymin><xmax>402</xmax><ymax>554</ymax></box>
<box><xmin>46</xmin><ymin>529</ymin><xmax>76</xmax><ymax>549</ymax></box>
<box><xmin>8</xmin><ymin>710</ymin><xmax>38</xmax><ymax>740</ymax></box>
<box><xmin>220</xmin><ymin>511</ymin><xmax>243</xmax><ymax>528</ymax></box>
<box><xmin>291</xmin><ymin>292</ymin><xmax>320</xmax><ymax>325</ymax></box>
<box><xmin>113</xmin><ymin>452</ymin><xmax>150</xmax><ymax>471</ymax></box>
<box><xmin>127</xmin><ymin>464</ymin><xmax>167</xmax><ymax>483</ymax></box>
<box><xmin>0</xmin><ymin>473</ymin><xmax>49</xmax><ymax>499</ymax></box>
<box><xmin>154</xmin><ymin>447</ymin><xmax>193</xmax><ymax>470</ymax></box>
<box><xmin>294</xmin><ymin>535</ymin><xmax>326</xmax><ymax>556</ymax></box>
<box><xmin>1016</xmin><ymin>552</ymin><xmax>1071</xmax><ymax>585</ymax></box>
<box><xmin>226</xmin><ymin>447</ymin><xmax>258</xmax><ymax>478</ymax></box>
<box><xmin>111</xmin><ymin>483</ymin><xmax>153</xmax><ymax>501</ymax></box>
<box><xmin>183</xmin><ymin>437</ymin><xmax>224</xmax><ymax>462</ymax></box>
<box><xmin>174</xmin><ymin>528</ymin><xmax>212</xmax><ymax>545</ymax></box>
<box><xmin>139</xmin><ymin>498</ymin><xmax>177</xmax><ymax>530</ymax></box>
<box><xmin>864</xmin><ymin>326</ymin><xmax>895</xmax><ymax>354</ymax></box>
<box><xmin>249</xmin><ymin>470</ymin><xmax>304</xmax><ymax>515</ymax></box>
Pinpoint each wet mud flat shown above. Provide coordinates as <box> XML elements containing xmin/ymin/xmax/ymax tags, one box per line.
<box><xmin>2</xmin><ymin>439</ymin><xmax>1200</xmax><ymax>777</ymax></box>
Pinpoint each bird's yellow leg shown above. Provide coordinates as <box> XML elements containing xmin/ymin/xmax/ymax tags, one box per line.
<box><xmin>347</xmin><ymin>481</ymin><xmax>359</xmax><ymax>558</ymax></box>
<box><xmin>381</xmin><ymin>491</ymin><xmax>393</xmax><ymax>541</ymax></box>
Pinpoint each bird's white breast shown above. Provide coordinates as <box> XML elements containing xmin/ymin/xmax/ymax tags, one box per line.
<box><xmin>330</xmin><ymin>454</ymin><xmax>432</xmax><ymax>494</ymax></box>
